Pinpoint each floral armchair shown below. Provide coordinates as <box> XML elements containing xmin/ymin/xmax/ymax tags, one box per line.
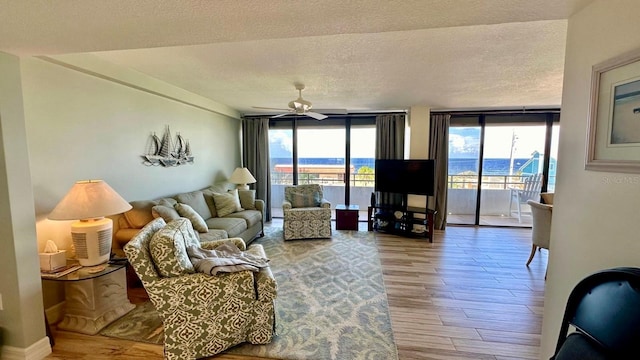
<box><xmin>124</xmin><ymin>217</ymin><xmax>277</xmax><ymax>360</ymax></box>
<box><xmin>282</xmin><ymin>184</ymin><xmax>332</xmax><ymax>240</ymax></box>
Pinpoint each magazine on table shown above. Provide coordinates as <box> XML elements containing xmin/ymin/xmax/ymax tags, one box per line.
<box><xmin>40</xmin><ymin>264</ymin><xmax>82</xmax><ymax>279</ymax></box>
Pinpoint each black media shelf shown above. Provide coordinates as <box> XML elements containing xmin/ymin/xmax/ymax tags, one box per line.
<box><xmin>367</xmin><ymin>205</ymin><xmax>436</xmax><ymax>242</ymax></box>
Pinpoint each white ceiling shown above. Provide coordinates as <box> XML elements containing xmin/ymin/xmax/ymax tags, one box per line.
<box><xmin>0</xmin><ymin>0</ymin><xmax>594</xmax><ymax>115</ymax></box>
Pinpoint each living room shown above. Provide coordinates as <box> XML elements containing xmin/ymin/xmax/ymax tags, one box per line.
<box><xmin>2</xmin><ymin>1</ymin><xmax>640</xmax><ymax>359</ymax></box>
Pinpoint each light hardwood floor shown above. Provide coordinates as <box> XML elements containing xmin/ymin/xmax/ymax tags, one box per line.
<box><xmin>45</xmin><ymin>221</ymin><xmax>546</xmax><ymax>360</ymax></box>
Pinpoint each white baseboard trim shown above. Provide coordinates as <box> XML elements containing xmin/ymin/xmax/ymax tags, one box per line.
<box><xmin>45</xmin><ymin>301</ymin><xmax>65</xmax><ymax>324</ymax></box>
<box><xmin>1</xmin><ymin>337</ymin><xmax>52</xmax><ymax>360</ymax></box>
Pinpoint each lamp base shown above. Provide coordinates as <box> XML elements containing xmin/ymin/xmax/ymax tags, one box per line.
<box><xmin>236</xmin><ymin>184</ymin><xmax>250</xmax><ymax>190</ymax></box>
<box><xmin>71</xmin><ymin>218</ymin><xmax>113</xmax><ymax>267</ymax></box>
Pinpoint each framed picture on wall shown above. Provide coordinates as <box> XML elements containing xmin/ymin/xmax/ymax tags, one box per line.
<box><xmin>586</xmin><ymin>48</ymin><xmax>640</xmax><ymax>173</ymax></box>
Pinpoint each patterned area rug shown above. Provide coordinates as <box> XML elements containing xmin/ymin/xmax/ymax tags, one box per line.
<box><xmin>101</xmin><ymin>227</ymin><xmax>398</xmax><ymax>360</ymax></box>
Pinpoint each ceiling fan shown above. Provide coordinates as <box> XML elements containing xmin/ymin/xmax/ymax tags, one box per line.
<box><xmin>253</xmin><ymin>84</ymin><xmax>330</xmax><ymax>120</ymax></box>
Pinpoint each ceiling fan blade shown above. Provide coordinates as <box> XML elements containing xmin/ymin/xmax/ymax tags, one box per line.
<box><xmin>305</xmin><ymin>112</ymin><xmax>328</xmax><ymax>120</ymax></box>
<box><xmin>271</xmin><ymin>113</ymin><xmax>290</xmax><ymax>118</ymax></box>
<box><xmin>314</xmin><ymin>109</ymin><xmax>348</xmax><ymax>115</ymax></box>
<box><xmin>252</xmin><ymin>106</ymin><xmax>290</xmax><ymax>111</ymax></box>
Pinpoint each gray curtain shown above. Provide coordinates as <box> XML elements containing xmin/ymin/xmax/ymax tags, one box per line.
<box><xmin>375</xmin><ymin>114</ymin><xmax>406</xmax><ymax>207</ymax></box>
<box><xmin>242</xmin><ymin>117</ymin><xmax>272</xmax><ymax>221</ymax></box>
<box><xmin>429</xmin><ymin>113</ymin><xmax>450</xmax><ymax>230</ymax></box>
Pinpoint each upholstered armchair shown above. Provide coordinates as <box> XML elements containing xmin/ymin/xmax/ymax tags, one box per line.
<box><xmin>527</xmin><ymin>200</ymin><xmax>552</xmax><ymax>278</ymax></box>
<box><xmin>124</xmin><ymin>217</ymin><xmax>277</xmax><ymax>360</ymax></box>
<box><xmin>282</xmin><ymin>184</ymin><xmax>332</xmax><ymax>240</ymax></box>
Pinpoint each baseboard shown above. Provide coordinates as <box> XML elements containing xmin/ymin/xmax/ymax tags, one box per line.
<box><xmin>1</xmin><ymin>337</ymin><xmax>51</xmax><ymax>360</ymax></box>
<box><xmin>45</xmin><ymin>301</ymin><xmax>65</xmax><ymax>324</ymax></box>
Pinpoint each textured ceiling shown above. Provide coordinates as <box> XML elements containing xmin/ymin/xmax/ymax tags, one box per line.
<box><xmin>0</xmin><ymin>0</ymin><xmax>595</xmax><ymax>115</ymax></box>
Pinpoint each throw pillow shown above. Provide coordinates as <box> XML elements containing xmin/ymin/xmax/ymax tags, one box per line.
<box><xmin>290</xmin><ymin>191</ymin><xmax>321</xmax><ymax>208</ymax></box>
<box><xmin>238</xmin><ymin>189</ymin><xmax>256</xmax><ymax>210</ymax></box>
<box><xmin>213</xmin><ymin>189</ymin><xmax>244</xmax><ymax>217</ymax></box>
<box><xmin>174</xmin><ymin>191</ymin><xmax>212</xmax><ymax>220</ymax></box>
<box><xmin>149</xmin><ymin>218</ymin><xmax>196</xmax><ymax>277</ymax></box>
<box><xmin>174</xmin><ymin>203</ymin><xmax>209</xmax><ymax>233</ymax></box>
<box><xmin>201</xmin><ymin>189</ymin><xmax>218</xmax><ymax>218</ymax></box>
<box><xmin>152</xmin><ymin>205</ymin><xmax>180</xmax><ymax>222</ymax></box>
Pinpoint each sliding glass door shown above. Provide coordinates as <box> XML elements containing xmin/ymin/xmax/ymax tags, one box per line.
<box><xmin>446</xmin><ymin>112</ymin><xmax>560</xmax><ymax>227</ymax></box>
<box><xmin>296</xmin><ymin>126</ymin><xmax>346</xmax><ymax>211</ymax></box>
<box><xmin>479</xmin><ymin>123</ymin><xmax>547</xmax><ymax>226</ymax></box>
<box><xmin>267</xmin><ymin>116</ymin><xmax>376</xmax><ymax>219</ymax></box>
<box><xmin>447</xmin><ymin>124</ymin><xmax>481</xmax><ymax>225</ymax></box>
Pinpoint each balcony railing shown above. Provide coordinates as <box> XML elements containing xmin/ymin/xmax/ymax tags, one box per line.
<box><xmin>269</xmin><ymin>171</ymin><xmax>544</xmax><ymax>223</ymax></box>
<box><xmin>271</xmin><ymin>171</ymin><xmax>374</xmax><ymax>187</ymax></box>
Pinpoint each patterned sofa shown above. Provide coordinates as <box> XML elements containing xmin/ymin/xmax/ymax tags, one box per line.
<box><xmin>282</xmin><ymin>184</ymin><xmax>332</xmax><ymax>240</ymax></box>
<box><xmin>124</xmin><ymin>217</ymin><xmax>277</xmax><ymax>360</ymax></box>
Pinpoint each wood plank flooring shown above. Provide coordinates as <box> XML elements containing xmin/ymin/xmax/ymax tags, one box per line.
<box><xmin>45</xmin><ymin>221</ymin><xmax>546</xmax><ymax>360</ymax></box>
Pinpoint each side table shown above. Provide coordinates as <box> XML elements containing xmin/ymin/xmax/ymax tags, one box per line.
<box><xmin>42</xmin><ymin>263</ymin><xmax>135</xmax><ymax>335</ymax></box>
<box><xmin>336</xmin><ymin>204</ymin><xmax>359</xmax><ymax>230</ymax></box>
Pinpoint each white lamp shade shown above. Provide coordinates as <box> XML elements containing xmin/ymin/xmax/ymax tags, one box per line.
<box><xmin>228</xmin><ymin>167</ymin><xmax>257</xmax><ymax>186</ymax></box>
<box><xmin>48</xmin><ymin>180</ymin><xmax>132</xmax><ymax>221</ymax></box>
<box><xmin>48</xmin><ymin>180</ymin><xmax>132</xmax><ymax>266</ymax></box>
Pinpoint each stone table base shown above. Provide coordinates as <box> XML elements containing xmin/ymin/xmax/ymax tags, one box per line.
<box><xmin>57</xmin><ymin>266</ymin><xmax>135</xmax><ymax>335</ymax></box>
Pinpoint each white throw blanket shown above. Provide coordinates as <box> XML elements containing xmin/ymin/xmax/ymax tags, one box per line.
<box><xmin>187</xmin><ymin>242</ymin><xmax>269</xmax><ymax>275</ymax></box>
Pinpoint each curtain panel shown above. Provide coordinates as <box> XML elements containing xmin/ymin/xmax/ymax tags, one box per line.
<box><xmin>242</xmin><ymin>117</ymin><xmax>272</xmax><ymax>221</ymax></box>
<box><xmin>429</xmin><ymin>113</ymin><xmax>450</xmax><ymax>230</ymax></box>
<box><xmin>375</xmin><ymin>114</ymin><xmax>406</xmax><ymax>207</ymax></box>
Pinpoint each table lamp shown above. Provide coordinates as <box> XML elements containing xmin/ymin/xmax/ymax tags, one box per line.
<box><xmin>228</xmin><ymin>167</ymin><xmax>256</xmax><ymax>190</ymax></box>
<box><xmin>48</xmin><ymin>180</ymin><xmax>132</xmax><ymax>266</ymax></box>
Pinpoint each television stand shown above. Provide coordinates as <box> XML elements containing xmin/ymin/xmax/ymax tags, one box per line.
<box><xmin>367</xmin><ymin>205</ymin><xmax>436</xmax><ymax>242</ymax></box>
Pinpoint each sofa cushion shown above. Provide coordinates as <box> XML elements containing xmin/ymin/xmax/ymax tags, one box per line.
<box><xmin>174</xmin><ymin>190</ymin><xmax>212</xmax><ymax>220</ymax></box>
<box><xmin>175</xmin><ymin>203</ymin><xmax>209</xmax><ymax>233</ymax></box>
<box><xmin>213</xmin><ymin>190</ymin><xmax>244</xmax><ymax>217</ymax></box>
<box><xmin>197</xmin><ymin>229</ymin><xmax>229</xmax><ymax>242</ymax></box>
<box><xmin>149</xmin><ymin>218</ymin><xmax>198</xmax><ymax>277</ymax></box>
<box><xmin>205</xmin><ymin>217</ymin><xmax>247</xmax><ymax>237</ymax></box>
<box><xmin>226</xmin><ymin>209</ymin><xmax>263</xmax><ymax>228</ymax></box>
<box><xmin>152</xmin><ymin>205</ymin><xmax>180</xmax><ymax>223</ymax></box>
<box><xmin>201</xmin><ymin>189</ymin><xmax>218</xmax><ymax>218</ymax></box>
<box><xmin>124</xmin><ymin>200</ymin><xmax>158</xmax><ymax>228</ymax></box>
<box><xmin>238</xmin><ymin>190</ymin><xmax>256</xmax><ymax>210</ymax></box>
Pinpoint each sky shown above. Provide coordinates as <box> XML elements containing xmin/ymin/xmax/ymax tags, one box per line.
<box><xmin>270</xmin><ymin>125</ymin><xmax>559</xmax><ymax>159</ymax></box>
<box><xmin>450</xmin><ymin>125</ymin><xmax>560</xmax><ymax>159</ymax></box>
<box><xmin>270</xmin><ymin>128</ymin><xmax>375</xmax><ymax>158</ymax></box>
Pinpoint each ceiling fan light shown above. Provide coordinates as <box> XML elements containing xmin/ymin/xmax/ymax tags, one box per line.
<box><xmin>290</xmin><ymin>100</ymin><xmax>311</xmax><ymax>112</ymax></box>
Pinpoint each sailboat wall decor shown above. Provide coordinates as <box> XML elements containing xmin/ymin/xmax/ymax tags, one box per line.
<box><xmin>142</xmin><ymin>125</ymin><xmax>194</xmax><ymax>167</ymax></box>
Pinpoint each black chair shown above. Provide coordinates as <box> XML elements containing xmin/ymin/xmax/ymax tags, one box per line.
<box><xmin>551</xmin><ymin>267</ymin><xmax>640</xmax><ymax>360</ymax></box>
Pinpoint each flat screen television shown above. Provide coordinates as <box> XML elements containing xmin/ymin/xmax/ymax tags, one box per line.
<box><xmin>374</xmin><ymin>159</ymin><xmax>435</xmax><ymax>196</ymax></box>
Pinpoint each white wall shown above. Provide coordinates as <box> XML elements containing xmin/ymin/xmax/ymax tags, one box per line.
<box><xmin>408</xmin><ymin>106</ymin><xmax>431</xmax><ymax>207</ymax></box>
<box><xmin>21</xmin><ymin>57</ymin><xmax>243</xmax><ymax>253</ymax></box>
<box><xmin>540</xmin><ymin>0</ymin><xmax>640</xmax><ymax>357</ymax></box>
<box><xmin>0</xmin><ymin>52</ymin><xmax>49</xmax><ymax>356</ymax></box>
<box><xmin>0</xmin><ymin>54</ymin><xmax>245</xmax><ymax>350</ymax></box>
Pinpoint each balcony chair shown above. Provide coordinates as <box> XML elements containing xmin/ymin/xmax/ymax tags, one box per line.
<box><xmin>526</xmin><ymin>200</ymin><xmax>551</xmax><ymax>278</ymax></box>
<box><xmin>509</xmin><ymin>173</ymin><xmax>543</xmax><ymax>223</ymax></box>
<box><xmin>282</xmin><ymin>184</ymin><xmax>332</xmax><ymax>240</ymax></box>
<box><xmin>124</xmin><ymin>217</ymin><xmax>277</xmax><ymax>360</ymax></box>
<box><xmin>551</xmin><ymin>267</ymin><xmax>640</xmax><ymax>359</ymax></box>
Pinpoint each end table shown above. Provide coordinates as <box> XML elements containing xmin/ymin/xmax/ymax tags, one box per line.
<box><xmin>42</xmin><ymin>263</ymin><xmax>135</xmax><ymax>335</ymax></box>
<box><xmin>336</xmin><ymin>204</ymin><xmax>359</xmax><ymax>230</ymax></box>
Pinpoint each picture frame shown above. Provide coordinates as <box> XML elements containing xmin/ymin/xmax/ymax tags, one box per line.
<box><xmin>586</xmin><ymin>48</ymin><xmax>640</xmax><ymax>173</ymax></box>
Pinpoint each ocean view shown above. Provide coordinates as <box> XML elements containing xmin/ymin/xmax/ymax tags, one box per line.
<box><xmin>271</xmin><ymin>157</ymin><xmax>530</xmax><ymax>176</ymax></box>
